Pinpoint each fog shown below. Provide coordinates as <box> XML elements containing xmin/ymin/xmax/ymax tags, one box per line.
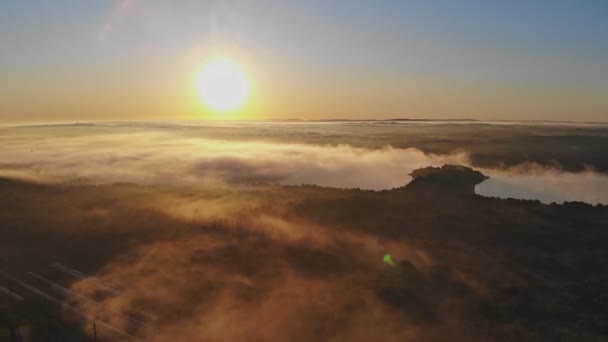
<box><xmin>2</xmin><ymin>123</ymin><xmax>608</xmax><ymax>204</ymax></box>
<box><xmin>2</xmin><ymin>122</ymin><xmax>608</xmax><ymax>341</ymax></box>
<box><xmin>0</xmin><ymin>124</ymin><xmax>467</xmax><ymax>189</ymax></box>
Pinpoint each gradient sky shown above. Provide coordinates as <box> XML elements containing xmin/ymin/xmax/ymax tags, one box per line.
<box><xmin>1</xmin><ymin>0</ymin><xmax>607</xmax><ymax>123</ymax></box>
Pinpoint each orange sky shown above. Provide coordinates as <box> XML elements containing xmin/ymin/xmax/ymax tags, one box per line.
<box><xmin>1</xmin><ymin>1</ymin><xmax>607</xmax><ymax>123</ymax></box>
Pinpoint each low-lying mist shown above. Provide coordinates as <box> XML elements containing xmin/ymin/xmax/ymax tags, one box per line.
<box><xmin>0</xmin><ymin>124</ymin><xmax>467</xmax><ymax>188</ymax></box>
<box><xmin>1</xmin><ymin>123</ymin><xmax>607</xmax><ymax>204</ymax></box>
<box><xmin>0</xmin><ymin>163</ymin><xmax>479</xmax><ymax>341</ymax></box>
<box><xmin>2</xmin><ymin>122</ymin><xmax>608</xmax><ymax>341</ymax></box>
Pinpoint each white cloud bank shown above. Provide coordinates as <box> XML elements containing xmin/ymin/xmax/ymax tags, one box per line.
<box><xmin>1</xmin><ymin>124</ymin><xmax>607</xmax><ymax>204</ymax></box>
<box><xmin>0</xmin><ymin>125</ymin><xmax>468</xmax><ymax>190</ymax></box>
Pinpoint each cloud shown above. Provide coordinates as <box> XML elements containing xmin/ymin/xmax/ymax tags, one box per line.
<box><xmin>2</xmin><ymin>123</ymin><xmax>607</xmax><ymax>204</ymax></box>
<box><xmin>3</xmin><ymin>123</ymin><xmax>605</xmax><ymax>340</ymax></box>
<box><xmin>0</xmin><ymin>125</ymin><xmax>468</xmax><ymax>190</ymax></box>
<box><xmin>0</xmin><ymin>123</ymin><xmax>481</xmax><ymax>339</ymax></box>
<box><xmin>63</xmin><ymin>206</ymin><xmax>471</xmax><ymax>342</ymax></box>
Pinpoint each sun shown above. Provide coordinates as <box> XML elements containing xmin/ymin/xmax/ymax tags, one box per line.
<box><xmin>196</xmin><ymin>58</ymin><xmax>249</xmax><ymax>112</ymax></box>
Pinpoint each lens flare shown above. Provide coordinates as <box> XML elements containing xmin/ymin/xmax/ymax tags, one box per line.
<box><xmin>383</xmin><ymin>254</ymin><xmax>396</xmax><ymax>267</ymax></box>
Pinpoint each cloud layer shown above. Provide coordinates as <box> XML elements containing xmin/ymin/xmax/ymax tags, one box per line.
<box><xmin>3</xmin><ymin>123</ymin><xmax>608</xmax><ymax>341</ymax></box>
<box><xmin>0</xmin><ymin>125</ymin><xmax>468</xmax><ymax>190</ymax></box>
<box><xmin>1</xmin><ymin>123</ymin><xmax>608</xmax><ymax>204</ymax></box>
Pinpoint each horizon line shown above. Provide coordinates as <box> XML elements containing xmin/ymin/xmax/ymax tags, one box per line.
<box><xmin>3</xmin><ymin>117</ymin><xmax>608</xmax><ymax>128</ymax></box>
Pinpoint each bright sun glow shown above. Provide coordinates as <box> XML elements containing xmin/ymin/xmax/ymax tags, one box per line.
<box><xmin>196</xmin><ymin>58</ymin><xmax>249</xmax><ymax>112</ymax></box>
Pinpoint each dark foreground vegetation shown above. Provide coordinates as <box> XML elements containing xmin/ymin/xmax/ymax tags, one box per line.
<box><xmin>1</xmin><ymin>165</ymin><xmax>608</xmax><ymax>341</ymax></box>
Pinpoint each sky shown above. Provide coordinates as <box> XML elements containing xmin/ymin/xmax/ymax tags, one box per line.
<box><xmin>1</xmin><ymin>0</ymin><xmax>607</xmax><ymax>123</ymax></box>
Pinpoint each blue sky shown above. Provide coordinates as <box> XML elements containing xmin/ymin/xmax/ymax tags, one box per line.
<box><xmin>1</xmin><ymin>1</ymin><xmax>607</xmax><ymax>122</ymax></box>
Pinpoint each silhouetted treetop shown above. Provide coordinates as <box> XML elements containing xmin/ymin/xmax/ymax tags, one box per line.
<box><xmin>406</xmin><ymin>165</ymin><xmax>488</xmax><ymax>195</ymax></box>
